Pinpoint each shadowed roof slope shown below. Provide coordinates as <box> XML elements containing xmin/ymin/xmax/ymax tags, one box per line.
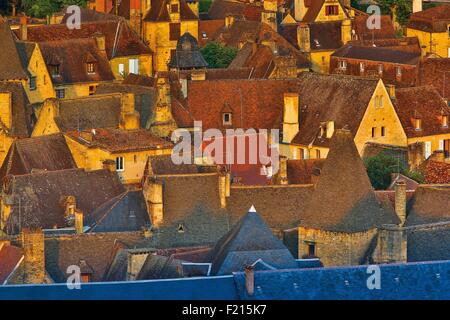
<box><xmin>208</xmin><ymin>209</ymin><xmax>298</xmax><ymax>275</ymax></box>
<box><xmin>332</xmin><ymin>44</ymin><xmax>420</xmax><ymax>65</ymax></box>
<box><xmin>0</xmin><ymin>82</ymin><xmax>31</xmax><ymax>138</ymax></box>
<box><xmin>0</xmin><ymin>133</ymin><xmax>77</xmax><ymax>180</ymax></box>
<box><xmin>300</xmin><ymin>129</ymin><xmax>399</xmax><ymax>232</ymax></box>
<box><xmin>0</xmin><ymin>22</ymin><xmax>28</xmax><ymax>80</ymax></box>
<box><xmin>406</xmin><ymin>186</ymin><xmax>450</xmax><ymax>226</ymax></box>
<box><xmin>144</xmin><ymin>0</ymin><xmax>198</xmax><ymax>21</ymax></box>
<box><xmin>168</xmin><ymin>32</ymin><xmax>208</xmax><ymax>69</ymax></box>
<box><xmin>0</xmin><ymin>244</ymin><xmax>23</xmax><ymax>284</ymax></box>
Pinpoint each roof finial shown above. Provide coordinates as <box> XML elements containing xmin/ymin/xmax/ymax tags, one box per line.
<box><xmin>248</xmin><ymin>205</ymin><xmax>257</xmax><ymax>213</ymax></box>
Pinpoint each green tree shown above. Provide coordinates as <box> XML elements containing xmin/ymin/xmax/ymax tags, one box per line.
<box><xmin>200</xmin><ymin>41</ymin><xmax>238</xmax><ymax>69</ymax></box>
<box><xmin>20</xmin><ymin>0</ymin><xmax>87</xmax><ymax>18</ymax></box>
<box><xmin>374</xmin><ymin>0</ymin><xmax>411</xmax><ymax>26</ymax></box>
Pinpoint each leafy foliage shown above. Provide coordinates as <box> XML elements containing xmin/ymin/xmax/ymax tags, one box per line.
<box><xmin>199</xmin><ymin>0</ymin><xmax>213</xmax><ymax>13</ymax></box>
<box><xmin>364</xmin><ymin>153</ymin><xmax>423</xmax><ymax>190</ymax></box>
<box><xmin>200</xmin><ymin>42</ymin><xmax>238</xmax><ymax>69</ymax></box>
<box><xmin>20</xmin><ymin>0</ymin><xmax>87</xmax><ymax>18</ymax></box>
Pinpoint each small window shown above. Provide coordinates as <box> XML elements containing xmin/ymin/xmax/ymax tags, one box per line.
<box><xmin>89</xmin><ymin>85</ymin><xmax>96</xmax><ymax>96</ymax></box>
<box><xmin>81</xmin><ymin>274</ymin><xmax>91</xmax><ymax>283</ymax></box>
<box><xmin>338</xmin><ymin>60</ymin><xmax>347</xmax><ymax>70</ymax></box>
<box><xmin>29</xmin><ymin>77</ymin><xmax>36</xmax><ymax>91</ymax></box>
<box><xmin>223</xmin><ymin>113</ymin><xmax>232</xmax><ymax>125</ymax></box>
<box><xmin>448</xmin><ymin>25</ymin><xmax>450</xmax><ymax>38</ymax></box>
<box><xmin>299</xmin><ymin>148</ymin><xmax>305</xmax><ymax>160</ymax></box>
<box><xmin>308</xmin><ymin>243</ymin><xmax>316</xmax><ymax>257</ymax></box>
<box><xmin>372</xmin><ymin>127</ymin><xmax>376</xmax><ymax>138</ymax></box>
<box><xmin>442</xmin><ymin>115</ymin><xmax>448</xmax><ymax>128</ymax></box>
<box><xmin>118</xmin><ymin>63</ymin><xmax>125</xmax><ymax>77</ymax></box>
<box><xmin>381</xmin><ymin>126</ymin><xmax>386</xmax><ymax>137</ymax></box>
<box><xmin>202</xmin><ymin>31</ymin><xmax>207</xmax><ymax>39</ymax></box>
<box><xmin>177</xmin><ymin>223</ymin><xmax>185</xmax><ymax>233</ymax></box>
<box><xmin>116</xmin><ymin>156</ymin><xmax>124</xmax><ymax>172</ymax></box>
<box><xmin>134</xmin><ymin>154</ymin><xmax>137</xmax><ymax>163</ymax></box>
<box><xmin>171</xmin><ymin>4</ymin><xmax>179</xmax><ymax>13</ymax></box>
<box><xmin>129</xmin><ymin>210</ymin><xmax>136</xmax><ymax>218</ymax></box>
<box><xmin>360</xmin><ymin>62</ymin><xmax>365</xmax><ymax>73</ymax></box>
<box><xmin>169</xmin><ymin>23</ymin><xmax>181</xmax><ymax>41</ymax></box>
<box><xmin>378</xmin><ymin>64</ymin><xmax>383</xmax><ymax>74</ymax></box>
<box><xmin>86</xmin><ymin>62</ymin><xmax>96</xmax><ymax>74</ymax></box>
<box><xmin>56</xmin><ymin>88</ymin><xmax>65</xmax><ymax>99</ymax></box>
<box><xmin>379</xmin><ymin>95</ymin><xmax>383</xmax><ymax>108</ymax></box>
<box><xmin>396</xmin><ymin>66</ymin><xmax>402</xmax><ymax>77</ymax></box>
<box><xmin>43</xmin><ymin>75</ymin><xmax>47</xmax><ymax>85</ymax></box>
<box><xmin>316</xmin><ymin>149</ymin><xmax>321</xmax><ymax>159</ymax></box>
<box><xmin>325</xmin><ymin>5</ymin><xmax>339</xmax><ymax>15</ymax></box>
<box><xmin>415</xmin><ymin>118</ymin><xmax>422</xmax><ymax>131</ymax></box>
<box><xmin>129</xmin><ymin>59</ymin><xmax>139</xmax><ymax>75</ymax></box>
<box><xmin>50</xmin><ymin>64</ymin><xmax>60</xmax><ymax>77</ymax></box>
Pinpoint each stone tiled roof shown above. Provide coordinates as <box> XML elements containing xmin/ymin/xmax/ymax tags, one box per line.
<box><xmin>300</xmin><ymin>129</ymin><xmax>399</xmax><ymax>232</ymax></box>
<box><xmin>352</xmin><ymin>15</ymin><xmax>396</xmax><ymax>41</ymax></box>
<box><xmin>332</xmin><ymin>44</ymin><xmax>420</xmax><ymax>65</ymax></box>
<box><xmin>17</xmin><ymin>20</ymin><xmax>151</xmax><ymax>59</ymax></box>
<box><xmin>0</xmin><ymin>133</ymin><xmax>77</xmax><ymax>180</ymax></box>
<box><xmin>0</xmin><ymin>244</ymin><xmax>23</xmax><ymax>284</ymax></box>
<box><xmin>66</xmin><ymin>128</ymin><xmax>173</xmax><ymax>153</ymax></box>
<box><xmin>406</xmin><ymin>186</ymin><xmax>450</xmax><ymax>226</ymax></box>
<box><xmin>394</xmin><ymin>86</ymin><xmax>450</xmax><ymax>138</ymax></box>
<box><xmin>418</xmin><ymin>58</ymin><xmax>450</xmax><ymax>99</ymax></box>
<box><xmin>39</xmin><ymin>38</ymin><xmax>115</xmax><ymax>85</ymax></box>
<box><xmin>407</xmin><ymin>5</ymin><xmax>450</xmax><ymax>33</ymax></box>
<box><xmin>207</xmin><ymin>0</ymin><xmax>247</xmax><ymax>20</ymax></box>
<box><xmin>0</xmin><ymin>22</ymin><xmax>28</xmax><ymax>80</ymax></box>
<box><xmin>0</xmin><ymin>82</ymin><xmax>31</xmax><ymax>138</ymax></box>
<box><xmin>308</xmin><ymin>21</ymin><xmax>342</xmax><ymax>50</ymax></box>
<box><xmin>287</xmin><ymin>159</ymin><xmax>325</xmax><ymax>184</ymax></box>
<box><xmin>168</xmin><ymin>32</ymin><xmax>208</xmax><ymax>69</ymax></box>
<box><xmin>2</xmin><ymin>169</ymin><xmax>125</xmax><ymax>234</ymax></box>
<box><xmin>144</xmin><ymin>0</ymin><xmax>198</xmax><ymax>21</ymax></box>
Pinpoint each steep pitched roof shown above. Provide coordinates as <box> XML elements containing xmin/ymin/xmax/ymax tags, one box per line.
<box><xmin>17</xmin><ymin>20</ymin><xmax>151</xmax><ymax>59</ymax></box>
<box><xmin>407</xmin><ymin>5</ymin><xmax>450</xmax><ymax>33</ymax></box>
<box><xmin>308</xmin><ymin>21</ymin><xmax>342</xmax><ymax>50</ymax></box>
<box><xmin>0</xmin><ymin>82</ymin><xmax>31</xmax><ymax>138</ymax></box>
<box><xmin>208</xmin><ymin>210</ymin><xmax>297</xmax><ymax>275</ymax></box>
<box><xmin>39</xmin><ymin>38</ymin><xmax>115</xmax><ymax>85</ymax></box>
<box><xmin>0</xmin><ymin>22</ymin><xmax>28</xmax><ymax>80</ymax></box>
<box><xmin>300</xmin><ymin>129</ymin><xmax>399</xmax><ymax>232</ymax></box>
<box><xmin>332</xmin><ymin>44</ymin><xmax>420</xmax><ymax>65</ymax></box>
<box><xmin>53</xmin><ymin>94</ymin><xmax>122</xmax><ymax>132</ymax></box>
<box><xmin>418</xmin><ymin>58</ymin><xmax>450</xmax><ymax>99</ymax></box>
<box><xmin>287</xmin><ymin>159</ymin><xmax>325</xmax><ymax>184</ymax></box>
<box><xmin>291</xmin><ymin>73</ymin><xmax>379</xmax><ymax>147</ymax></box>
<box><xmin>406</xmin><ymin>186</ymin><xmax>450</xmax><ymax>226</ymax></box>
<box><xmin>0</xmin><ymin>133</ymin><xmax>77</xmax><ymax>180</ymax></box>
<box><xmin>168</xmin><ymin>32</ymin><xmax>208</xmax><ymax>69</ymax></box>
<box><xmin>2</xmin><ymin>169</ymin><xmax>125</xmax><ymax>234</ymax></box>
<box><xmin>144</xmin><ymin>0</ymin><xmax>198</xmax><ymax>21</ymax></box>
<box><xmin>394</xmin><ymin>86</ymin><xmax>450</xmax><ymax>138</ymax></box>
<box><xmin>352</xmin><ymin>15</ymin><xmax>396</xmax><ymax>40</ymax></box>
<box><xmin>0</xmin><ymin>244</ymin><xmax>23</xmax><ymax>285</ymax></box>
<box><xmin>207</xmin><ymin>0</ymin><xmax>247</xmax><ymax>20</ymax></box>
<box><xmin>59</xmin><ymin>6</ymin><xmax>121</xmax><ymax>22</ymax></box>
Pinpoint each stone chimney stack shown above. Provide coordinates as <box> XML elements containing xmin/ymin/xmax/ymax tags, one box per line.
<box><xmin>394</xmin><ymin>180</ymin><xmax>407</xmax><ymax>226</ymax></box>
<box><xmin>294</xmin><ymin>0</ymin><xmax>306</xmax><ymax>21</ymax></box>
<box><xmin>245</xmin><ymin>265</ymin><xmax>255</xmax><ymax>296</ymax></box>
<box><xmin>120</xmin><ymin>93</ymin><xmax>140</xmax><ymax>130</ymax></box>
<box><xmin>278</xmin><ymin>156</ymin><xmax>288</xmax><ymax>185</ymax></box>
<box><xmin>282</xmin><ymin>93</ymin><xmax>299</xmax><ymax>143</ymax></box>
<box><xmin>225</xmin><ymin>15</ymin><xmax>235</xmax><ymax>28</ymax></box>
<box><xmin>0</xmin><ymin>92</ymin><xmax>12</xmax><ymax>130</ymax></box>
<box><xmin>21</xmin><ymin>228</ymin><xmax>45</xmax><ymax>284</ymax></box>
<box><xmin>144</xmin><ymin>179</ymin><xmax>164</xmax><ymax>228</ymax></box>
<box><xmin>218</xmin><ymin>173</ymin><xmax>230</xmax><ymax>208</ymax></box>
<box><xmin>94</xmin><ymin>33</ymin><xmax>106</xmax><ymax>52</ymax></box>
<box><xmin>102</xmin><ymin>159</ymin><xmax>116</xmax><ymax>173</ymax></box>
<box><xmin>20</xmin><ymin>16</ymin><xmax>27</xmax><ymax>41</ymax></box>
<box><xmin>75</xmin><ymin>210</ymin><xmax>84</xmax><ymax>234</ymax></box>
<box><xmin>413</xmin><ymin>0</ymin><xmax>422</xmax><ymax>13</ymax></box>
<box><xmin>375</xmin><ymin>224</ymin><xmax>407</xmax><ymax>264</ymax></box>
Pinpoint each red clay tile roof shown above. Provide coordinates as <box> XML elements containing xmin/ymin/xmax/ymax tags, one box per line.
<box><xmin>0</xmin><ymin>244</ymin><xmax>23</xmax><ymax>284</ymax></box>
<box><xmin>420</xmin><ymin>160</ymin><xmax>450</xmax><ymax>184</ymax></box>
<box><xmin>39</xmin><ymin>38</ymin><xmax>115</xmax><ymax>85</ymax></box>
<box><xmin>242</xmin><ymin>5</ymin><xmax>263</xmax><ymax>21</ymax></box>
<box><xmin>198</xmin><ymin>19</ymin><xmax>225</xmax><ymax>47</ymax></box>
<box><xmin>302</xmin><ymin>0</ymin><xmax>348</xmax><ymax>23</ymax></box>
<box><xmin>407</xmin><ymin>5</ymin><xmax>450</xmax><ymax>32</ymax></box>
<box><xmin>418</xmin><ymin>58</ymin><xmax>450</xmax><ymax>99</ymax></box>
<box><xmin>394</xmin><ymin>86</ymin><xmax>450</xmax><ymax>138</ymax></box>
<box><xmin>123</xmin><ymin>73</ymin><xmax>157</xmax><ymax>87</ymax></box>
<box><xmin>287</xmin><ymin>159</ymin><xmax>325</xmax><ymax>184</ymax></box>
<box><xmin>144</xmin><ymin>0</ymin><xmax>198</xmax><ymax>21</ymax></box>
<box><xmin>66</xmin><ymin>128</ymin><xmax>173</xmax><ymax>153</ymax></box>
<box><xmin>171</xmin><ymin>98</ymin><xmax>195</xmax><ymax>128</ymax></box>
<box><xmin>17</xmin><ymin>20</ymin><xmax>151</xmax><ymax>59</ymax></box>
<box><xmin>208</xmin><ymin>0</ymin><xmax>248</xmax><ymax>20</ymax></box>
<box><xmin>60</xmin><ymin>6</ymin><xmax>121</xmax><ymax>22</ymax></box>
<box><xmin>352</xmin><ymin>15</ymin><xmax>396</xmax><ymax>41</ymax></box>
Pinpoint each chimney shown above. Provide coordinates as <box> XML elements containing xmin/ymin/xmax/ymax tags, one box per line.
<box><xmin>218</xmin><ymin>173</ymin><xmax>229</xmax><ymax>208</ymax></box>
<box><xmin>394</xmin><ymin>180</ymin><xmax>406</xmax><ymax>226</ymax></box>
<box><xmin>144</xmin><ymin>179</ymin><xmax>164</xmax><ymax>228</ymax></box>
<box><xmin>21</xmin><ymin>228</ymin><xmax>45</xmax><ymax>284</ymax></box>
<box><xmin>294</xmin><ymin>0</ymin><xmax>306</xmax><ymax>21</ymax></box>
<box><xmin>311</xmin><ymin>167</ymin><xmax>321</xmax><ymax>185</ymax></box>
<box><xmin>19</xmin><ymin>16</ymin><xmax>27</xmax><ymax>41</ymax></box>
<box><xmin>282</xmin><ymin>93</ymin><xmax>299</xmax><ymax>143</ymax></box>
<box><xmin>278</xmin><ymin>156</ymin><xmax>288</xmax><ymax>184</ymax></box>
<box><xmin>94</xmin><ymin>33</ymin><xmax>106</xmax><ymax>52</ymax></box>
<box><xmin>225</xmin><ymin>15</ymin><xmax>235</xmax><ymax>28</ymax></box>
<box><xmin>120</xmin><ymin>93</ymin><xmax>140</xmax><ymax>130</ymax></box>
<box><xmin>430</xmin><ymin>150</ymin><xmax>445</xmax><ymax>163</ymax></box>
<box><xmin>341</xmin><ymin>18</ymin><xmax>352</xmax><ymax>45</ymax></box>
<box><xmin>412</xmin><ymin>0</ymin><xmax>422</xmax><ymax>13</ymax></box>
<box><xmin>387</xmin><ymin>84</ymin><xmax>396</xmax><ymax>99</ymax></box>
<box><xmin>297</xmin><ymin>24</ymin><xmax>310</xmax><ymax>52</ymax></box>
<box><xmin>75</xmin><ymin>210</ymin><xmax>84</xmax><ymax>234</ymax></box>
<box><xmin>79</xmin><ymin>130</ymin><xmax>95</xmax><ymax>143</ymax></box>
<box><xmin>374</xmin><ymin>224</ymin><xmax>407</xmax><ymax>264</ymax></box>
<box><xmin>102</xmin><ymin>159</ymin><xmax>116</xmax><ymax>173</ymax></box>
<box><xmin>245</xmin><ymin>265</ymin><xmax>255</xmax><ymax>296</ymax></box>
<box><xmin>0</xmin><ymin>92</ymin><xmax>12</xmax><ymax>130</ymax></box>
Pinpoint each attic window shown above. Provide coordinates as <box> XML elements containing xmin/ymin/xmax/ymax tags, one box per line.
<box><xmin>442</xmin><ymin>115</ymin><xmax>448</xmax><ymax>128</ymax></box>
<box><xmin>325</xmin><ymin>5</ymin><xmax>339</xmax><ymax>16</ymax></box>
<box><xmin>378</xmin><ymin>64</ymin><xmax>383</xmax><ymax>75</ymax></box>
<box><xmin>29</xmin><ymin>77</ymin><xmax>36</xmax><ymax>91</ymax></box>
<box><xmin>396</xmin><ymin>66</ymin><xmax>402</xmax><ymax>77</ymax></box>
<box><xmin>307</xmin><ymin>243</ymin><xmax>316</xmax><ymax>257</ymax></box>
<box><xmin>360</xmin><ymin>62</ymin><xmax>365</xmax><ymax>73</ymax></box>
<box><xmin>49</xmin><ymin>64</ymin><xmax>60</xmax><ymax>77</ymax></box>
<box><xmin>223</xmin><ymin>113</ymin><xmax>232</xmax><ymax>125</ymax></box>
<box><xmin>414</xmin><ymin>118</ymin><xmax>422</xmax><ymax>131</ymax></box>
<box><xmin>202</xmin><ymin>31</ymin><xmax>207</xmax><ymax>39</ymax></box>
<box><xmin>177</xmin><ymin>223</ymin><xmax>185</xmax><ymax>233</ymax></box>
<box><xmin>313</xmin><ymin>39</ymin><xmax>320</xmax><ymax>48</ymax></box>
<box><xmin>338</xmin><ymin>60</ymin><xmax>347</xmax><ymax>70</ymax></box>
<box><xmin>86</xmin><ymin>62</ymin><xmax>96</xmax><ymax>74</ymax></box>
<box><xmin>171</xmin><ymin>4</ymin><xmax>179</xmax><ymax>13</ymax></box>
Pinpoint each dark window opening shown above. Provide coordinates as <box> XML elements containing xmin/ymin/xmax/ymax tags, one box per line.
<box><xmin>308</xmin><ymin>243</ymin><xmax>316</xmax><ymax>257</ymax></box>
<box><xmin>169</xmin><ymin>23</ymin><xmax>181</xmax><ymax>41</ymax></box>
<box><xmin>325</xmin><ymin>5</ymin><xmax>339</xmax><ymax>15</ymax></box>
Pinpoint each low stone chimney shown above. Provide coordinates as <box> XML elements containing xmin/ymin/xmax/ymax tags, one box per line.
<box><xmin>413</xmin><ymin>0</ymin><xmax>422</xmax><ymax>13</ymax></box>
<box><xmin>75</xmin><ymin>210</ymin><xmax>83</xmax><ymax>234</ymax></box>
<box><xmin>102</xmin><ymin>159</ymin><xmax>116</xmax><ymax>173</ymax></box>
<box><xmin>94</xmin><ymin>33</ymin><xmax>106</xmax><ymax>52</ymax></box>
<box><xmin>21</xmin><ymin>228</ymin><xmax>45</xmax><ymax>284</ymax></box>
<box><xmin>277</xmin><ymin>156</ymin><xmax>288</xmax><ymax>185</ymax></box>
<box><xmin>245</xmin><ymin>265</ymin><xmax>255</xmax><ymax>296</ymax></box>
<box><xmin>394</xmin><ymin>180</ymin><xmax>406</xmax><ymax>226</ymax></box>
<box><xmin>387</xmin><ymin>84</ymin><xmax>396</xmax><ymax>99</ymax></box>
<box><xmin>430</xmin><ymin>150</ymin><xmax>445</xmax><ymax>163</ymax></box>
<box><xmin>19</xmin><ymin>16</ymin><xmax>27</xmax><ymax>41</ymax></box>
<box><xmin>144</xmin><ymin>179</ymin><xmax>164</xmax><ymax>228</ymax></box>
<box><xmin>120</xmin><ymin>93</ymin><xmax>140</xmax><ymax>130</ymax></box>
<box><xmin>0</xmin><ymin>92</ymin><xmax>12</xmax><ymax>130</ymax></box>
<box><xmin>218</xmin><ymin>173</ymin><xmax>230</xmax><ymax>208</ymax></box>
<box><xmin>225</xmin><ymin>15</ymin><xmax>235</xmax><ymax>28</ymax></box>
<box><xmin>282</xmin><ymin>93</ymin><xmax>299</xmax><ymax>143</ymax></box>
<box><xmin>374</xmin><ymin>224</ymin><xmax>407</xmax><ymax>264</ymax></box>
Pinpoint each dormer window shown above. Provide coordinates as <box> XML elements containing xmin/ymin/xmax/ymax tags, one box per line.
<box><xmin>223</xmin><ymin>113</ymin><xmax>232</xmax><ymax>125</ymax></box>
<box><xmin>171</xmin><ymin>3</ymin><xmax>179</xmax><ymax>13</ymax></box>
<box><xmin>49</xmin><ymin>64</ymin><xmax>60</xmax><ymax>77</ymax></box>
<box><xmin>378</xmin><ymin>64</ymin><xmax>383</xmax><ymax>75</ymax></box>
<box><xmin>442</xmin><ymin>115</ymin><xmax>449</xmax><ymax>128</ymax></box>
<box><xmin>414</xmin><ymin>117</ymin><xmax>422</xmax><ymax>131</ymax></box>
<box><xmin>338</xmin><ymin>60</ymin><xmax>347</xmax><ymax>70</ymax></box>
<box><xmin>86</xmin><ymin>62</ymin><xmax>96</xmax><ymax>74</ymax></box>
<box><xmin>360</xmin><ymin>62</ymin><xmax>365</xmax><ymax>73</ymax></box>
<box><xmin>396</xmin><ymin>66</ymin><xmax>402</xmax><ymax>77</ymax></box>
